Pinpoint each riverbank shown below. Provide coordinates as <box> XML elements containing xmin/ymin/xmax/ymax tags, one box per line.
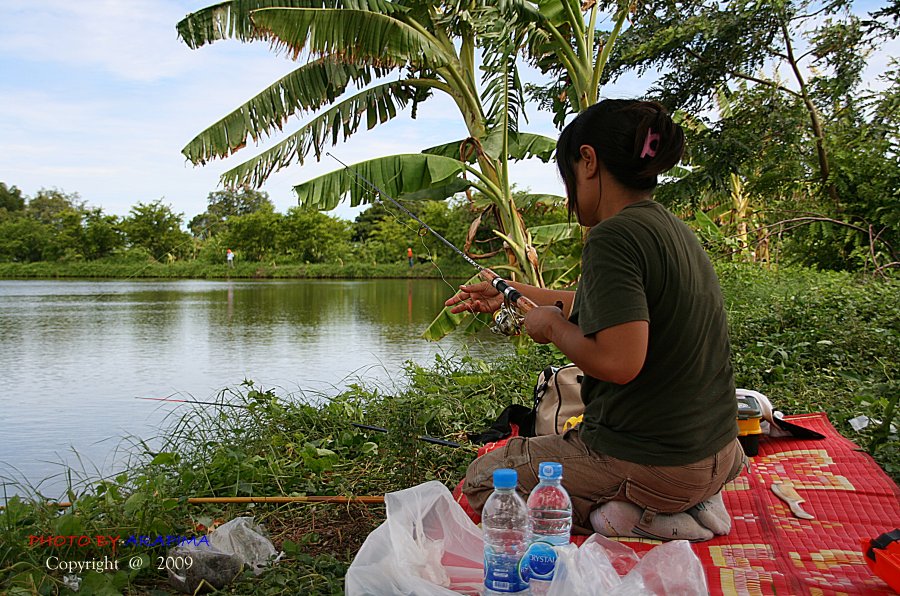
<box><xmin>2</xmin><ymin>264</ymin><xmax>898</xmax><ymax>594</ymax></box>
<box><xmin>0</xmin><ymin>259</ymin><xmax>473</xmax><ymax>280</ymax></box>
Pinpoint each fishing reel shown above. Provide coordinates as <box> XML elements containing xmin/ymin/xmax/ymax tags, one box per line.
<box><xmin>490</xmin><ymin>296</ymin><xmax>525</xmax><ymax>336</ymax></box>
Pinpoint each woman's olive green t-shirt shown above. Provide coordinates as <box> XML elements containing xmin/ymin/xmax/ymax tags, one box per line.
<box><xmin>570</xmin><ymin>200</ymin><xmax>738</xmax><ymax>466</ymax></box>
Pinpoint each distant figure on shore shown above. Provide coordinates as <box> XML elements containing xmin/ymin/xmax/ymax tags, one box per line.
<box><xmin>407</xmin><ymin>247</ymin><xmax>414</xmax><ymax>268</ymax></box>
<box><xmin>226</xmin><ymin>249</ymin><xmax>235</xmax><ymax>268</ymax></box>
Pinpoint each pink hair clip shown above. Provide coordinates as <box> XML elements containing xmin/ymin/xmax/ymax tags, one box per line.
<box><xmin>640</xmin><ymin>128</ymin><xmax>660</xmax><ymax>159</ymax></box>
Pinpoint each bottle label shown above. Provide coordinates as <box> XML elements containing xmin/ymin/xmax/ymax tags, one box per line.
<box><xmin>484</xmin><ymin>547</ymin><xmax>528</xmax><ymax>593</ymax></box>
<box><xmin>525</xmin><ymin>541</ymin><xmax>558</xmax><ymax>581</ymax></box>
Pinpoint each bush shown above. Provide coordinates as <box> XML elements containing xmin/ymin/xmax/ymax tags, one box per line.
<box><xmin>720</xmin><ymin>263</ymin><xmax>899</xmax><ymax>473</ymax></box>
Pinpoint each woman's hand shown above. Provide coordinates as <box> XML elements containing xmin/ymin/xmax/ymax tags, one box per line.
<box><xmin>444</xmin><ymin>280</ymin><xmax>504</xmax><ymax>314</ymax></box>
<box><xmin>524</xmin><ymin>305</ymin><xmax>566</xmax><ymax>344</ymax></box>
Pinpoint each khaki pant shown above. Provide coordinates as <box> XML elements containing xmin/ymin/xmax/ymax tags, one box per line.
<box><xmin>462</xmin><ymin>430</ymin><xmax>747</xmax><ymax>534</ymax></box>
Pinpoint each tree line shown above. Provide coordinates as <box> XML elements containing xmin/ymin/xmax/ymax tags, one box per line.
<box><xmin>0</xmin><ymin>183</ymin><xmax>577</xmax><ymax>270</ymax></box>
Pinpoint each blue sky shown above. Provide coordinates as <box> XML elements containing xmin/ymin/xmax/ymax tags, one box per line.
<box><xmin>0</xmin><ymin>1</ymin><xmax>652</xmax><ymax>222</ymax></box>
<box><xmin>1</xmin><ymin>1</ymin><xmax>896</xmax><ymax>222</ymax></box>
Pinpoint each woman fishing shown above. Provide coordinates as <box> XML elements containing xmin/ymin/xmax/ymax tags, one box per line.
<box><xmin>445</xmin><ymin>99</ymin><xmax>747</xmax><ymax>540</ymax></box>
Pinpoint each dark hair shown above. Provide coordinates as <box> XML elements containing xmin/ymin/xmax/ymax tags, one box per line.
<box><xmin>556</xmin><ymin>99</ymin><xmax>685</xmax><ymax>220</ymax></box>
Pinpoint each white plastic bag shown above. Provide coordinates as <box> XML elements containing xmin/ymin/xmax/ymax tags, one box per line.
<box><xmin>346</xmin><ymin>484</ymin><xmax>707</xmax><ymax>596</ymax></box>
<box><xmin>547</xmin><ymin>541</ymin><xmax>624</xmax><ymax>595</ymax></box>
<box><xmin>548</xmin><ymin>534</ymin><xmax>708</xmax><ymax>596</ymax></box>
<box><xmin>345</xmin><ymin>480</ymin><xmax>485</xmax><ymax>596</ymax></box>
<box><xmin>616</xmin><ymin>539</ymin><xmax>708</xmax><ymax>595</ymax></box>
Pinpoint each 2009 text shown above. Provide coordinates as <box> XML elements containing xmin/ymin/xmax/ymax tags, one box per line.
<box><xmin>157</xmin><ymin>555</ymin><xmax>193</xmax><ymax>571</ymax></box>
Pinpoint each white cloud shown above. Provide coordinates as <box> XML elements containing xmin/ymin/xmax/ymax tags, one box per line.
<box><xmin>2</xmin><ymin>0</ymin><xmax>894</xmax><ymax>225</ymax></box>
<box><xmin>0</xmin><ymin>0</ymin><xmax>229</xmax><ymax>82</ymax></box>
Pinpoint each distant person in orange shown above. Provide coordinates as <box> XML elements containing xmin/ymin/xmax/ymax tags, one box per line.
<box><xmin>226</xmin><ymin>248</ymin><xmax>235</xmax><ymax>268</ymax></box>
<box><xmin>407</xmin><ymin>247</ymin><xmax>414</xmax><ymax>268</ymax></box>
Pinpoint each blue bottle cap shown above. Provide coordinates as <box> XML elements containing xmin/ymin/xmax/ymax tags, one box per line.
<box><xmin>538</xmin><ymin>462</ymin><xmax>563</xmax><ymax>480</ymax></box>
<box><xmin>492</xmin><ymin>468</ymin><xmax>518</xmax><ymax>489</ymax></box>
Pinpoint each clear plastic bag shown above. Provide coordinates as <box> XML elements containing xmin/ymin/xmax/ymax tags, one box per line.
<box><xmin>548</xmin><ymin>534</ymin><xmax>707</xmax><ymax>595</ymax></box>
<box><xmin>207</xmin><ymin>516</ymin><xmax>280</xmax><ymax>575</ymax></box>
<box><xmin>345</xmin><ymin>480</ymin><xmax>485</xmax><ymax>596</ymax></box>
<box><xmin>168</xmin><ymin>516</ymin><xmax>280</xmax><ymax>593</ymax></box>
<box><xmin>347</xmin><ymin>482</ymin><xmax>707</xmax><ymax>596</ymax></box>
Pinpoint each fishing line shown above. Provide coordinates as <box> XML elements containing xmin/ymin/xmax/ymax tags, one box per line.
<box><xmin>334</xmin><ymin>160</ymin><xmax>450</xmax><ymax>283</ymax></box>
<box><xmin>326</xmin><ymin>153</ymin><xmax>539</xmax><ymax>335</ymax></box>
<box><xmin>326</xmin><ymin>153</ymin><xmax>498</xmax><ymax>327</ymax></box>
<box><xmin>327</xmin><ymin>153</ymin><xmax>484</xmax><ymax>271</ymax></box>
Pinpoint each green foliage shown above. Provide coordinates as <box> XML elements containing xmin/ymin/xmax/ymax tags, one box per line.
<box><xmin>609</xmin><ymin>0</ymin><xmax>900</xmax><ymax>271</ymax></box>
<box><xmin>175</xmin><ymin>0</ymin><xmax>592</xmax><ymax>292</ymax></box>
<box><xmin>0</xmin><ymin>182</ymin><xmax>25</xmax><ymax>213</ymax></box>
<box><xmin>278</xmin><ymin>207</ymin><xmax>352</xmax><ymax>263</ymax></box>
<box><xmin>121</xmin><ymin>200</ymin><xmax>193</xmax><ymax>262</ymax></box>
<box><xmin>293</xmin><ymin>154</ymin><xmax>470</xmax><ymax>212</ymax></box>
<box><xmin>520</xmin><ymin>192</ymin><xmax>582</xmax><ymax>287</ymax></box>
<box><xmin>27</xmin><ymin>188</ymin><xmax>84</xmax><ymax>225</ymax></box>
<box><xmin>720</xmin><ymin>264</ymin><xmax>899</xmax><ymax>460</ymax></box>
<box><xmin>354</xmin><ymin>217</ymin><xmax>415</xmax><ymax>265</ymax></box>
<box><xmin>0</xmin><ymin>259</ymin><xmax>468</xmax><ymax>280</ymax></box>
<box><xmin>222</xmin><ymin>204</ymin><xmax>281</xmax><ymax>262</ymax></box>
<box><xmin>82</xmin><ymin>208</ymin><xmax>125</xmax><ymax>260</ymax></box>
<box><xmin>0</xmin><ymin>218</ymin><xmax>53</xmax><ymax>263</ymax></box>
<box><xmin>350</xmin><ymin>203</ymin><xmax>391</xmax><ymax>243</ymax></box>
<box><xmin>517</xmin><ymin>0</ymin><xmax>632</xmax><ymax>126</ymax></box>
<box><xmin>0</xmin><ymin>189</ymin><xmax>125</xmax><ymax>264</ymax></box>
<box><xmin>189</xmin><ymin>187</ymin><xmax>273</xmax><ymax>239</ymax></box>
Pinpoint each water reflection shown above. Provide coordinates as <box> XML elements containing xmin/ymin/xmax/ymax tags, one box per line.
<box><xmin>0</xmin><ymin>279</ymin><xmax>508</xmax><ymax>499</ymax></box>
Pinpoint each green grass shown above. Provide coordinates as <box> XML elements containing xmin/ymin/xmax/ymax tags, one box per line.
<box><xmin>1</xmin><ymin>263</ymin><xmax>897</xmax><ymax>595</ymax></box>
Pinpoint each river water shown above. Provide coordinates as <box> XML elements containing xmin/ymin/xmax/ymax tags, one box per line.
<box><xmin>0</xmin><ymin>278</ymin><xmax>508</xmax><ymax>500</ymax></box>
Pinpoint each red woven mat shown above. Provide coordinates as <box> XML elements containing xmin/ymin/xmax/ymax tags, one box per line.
<box><xmin>587</xmin><ymin>413</ymin><xmax>900</xmax><ymax>595</ymax></box>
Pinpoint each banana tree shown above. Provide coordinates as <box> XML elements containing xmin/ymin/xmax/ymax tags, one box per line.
<box><xmin>177</xmin><ymin>0</ymin><xmax>631</xmax><ymax>338</ymax></box>
<box><xmin>504</xmin><ymin>0</ymin><xmax>633</xmax><ymax>127</ymax></box>
<box><xmin>177</xmin><ymin>0</ymin><xmax>559</xmax><ymax>290</ymax></box>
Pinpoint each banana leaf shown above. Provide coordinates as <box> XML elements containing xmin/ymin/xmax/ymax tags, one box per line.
<box><xmin>421</xmin><ymin>272</ymin><xmax>492</xmax><ymax>341</ymax></box>
<box><xmin>293</xmin><ymin>153</ymin><xmax>470</xmax><ymax>211</ymax></box>
<box><xmin>529</xmin><ymin>221</ymin><xmax>581</xmax><ymax>245</ymax></box>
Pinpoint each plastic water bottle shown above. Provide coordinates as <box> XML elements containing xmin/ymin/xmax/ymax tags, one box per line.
<box><xmin>483</xmin><ymin>468</ymin><xmax>530</xmax><ymax>595</ymax></box>
<box><xmin>524</xmin><ymin>462</ymin><xmax>572</xmax><ymax>595</ymax></box>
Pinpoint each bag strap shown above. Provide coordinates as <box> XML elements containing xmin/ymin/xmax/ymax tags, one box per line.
<box><xmin>554</xmin><ymin>364</ymin><xmax>583</xmax><ymax>434</ymax></box>
<box><xmin>532</xmin><ymin>365</ymin><xmax>556</xmax><ymax>411</ymax></box>
<box><xmin>553</xmin><ymin>368</ymin><xmax>564</xmax><ymax>434</ymax></box>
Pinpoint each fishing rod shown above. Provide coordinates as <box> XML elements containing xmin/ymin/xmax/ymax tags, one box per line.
<box><xmin>134</xmin><ymin>397</ymin><xmax>463</xmax><ymax>448</ymax></box>
<box><xmin>0</xmin><ymin>495</ymin><xmax>385</xmax><ymax>511</ymax></box>
<box><xmin>351</xmin><ymin>423</ymin><xmax>462</xmax><ymax>448</ymax></box>
<box><xmin>135</xmin><ymin>396</ymin><xmax>248</xmax><ymax>408</ymax></box>
<box><xmin>185</xmin><ymin>495</ymin><xmax>385</xmax><ymax>505</ymax></box>
<box><xmin>327</xmin><ymin>153</ymin><xmax>537</xmax><ymax>335</ymax></box>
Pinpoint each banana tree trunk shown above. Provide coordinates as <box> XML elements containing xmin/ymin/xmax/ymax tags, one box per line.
<box><xmin>473</xmin><ymin>153</ymin><xmax>543</xmax><ymax>287</ymax></box>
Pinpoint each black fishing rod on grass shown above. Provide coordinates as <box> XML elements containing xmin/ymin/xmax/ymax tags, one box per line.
<box><xmin>351</xmin><ymin>423</ymin><xmax>462</xmax><ymax>448</ymax></box>
<box><xmin>134</xmin><ymin>397</ymin><xmax>462</xmax><ymax>448</ymax></box>
<box><xmin>327</xmin><ymin>153</ymin><xmax>537</xmax><ymax>335</ymax></box>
